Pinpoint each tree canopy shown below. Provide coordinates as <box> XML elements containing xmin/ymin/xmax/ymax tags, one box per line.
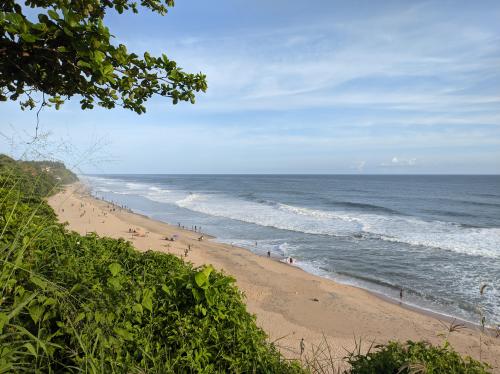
<box><xmin>0</xmin><ymin>0</ymin><xmax>207</xmax><ymax>113</ymax></box>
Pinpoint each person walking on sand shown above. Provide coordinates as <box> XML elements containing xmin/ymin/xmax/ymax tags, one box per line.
<box><xmin>400</xmin><ymin>288</ymin><xmax>403</xmax><ymax>302</ymax></box>
<box><xmin>300</xmin><ymin>338</ymin><xmax>305</xmax><ymax>357</ymax></box>
<box><xmin>267</xmin><ymin>250</ymin><xmax>271</xmax><ymax>257</ymax></box>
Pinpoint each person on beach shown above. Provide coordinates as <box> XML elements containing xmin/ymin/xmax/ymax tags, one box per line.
<box><xmin>267</xmin><ymin>251</ymin><xmax>271</xmax><ymax>257</ymax></box>
<box><xmin>400</xmin><ymin>288</ymin><xmax>403</xmax><ymax>301</ymax></box>
<box><xmin>289</xmin><ymin>257</ymin><xmax>294</xmax><ymax>264</ymax></box>
<box><xmin>300</xmin><ymin>338</ymin><xmax>305</xmax><ymax>356</ymax></box>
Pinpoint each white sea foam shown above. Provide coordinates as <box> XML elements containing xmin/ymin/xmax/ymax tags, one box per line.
<box><xmin>125</xmin><ymin>182</ymin><xmax>147</xmax><ymax>190</ymax></box>
<box><xmin>173</xmin><ymin>192</ymin><xmax>500</xmax><ymax>259</ymax></box>
<box><xmin>176</xmin><ymin>193</ymin><xmax>204</xmax><ymax>206</ymax></box>
<box><xmin>84</xmin><ymin>176</ymin><xmax>500</xmax><ymax>259</ymax></box>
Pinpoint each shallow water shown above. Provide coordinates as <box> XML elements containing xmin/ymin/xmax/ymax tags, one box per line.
<box><xmin>83</xmin><ymin>174</ymin><xmax>500</xmax><ymax>325</ymax></box>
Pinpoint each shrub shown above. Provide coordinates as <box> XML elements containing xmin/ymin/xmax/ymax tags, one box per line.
<box><xmin>346</xmin><ymin>340</ymin><xmax>491</xmax><ymax>374</ymax></box>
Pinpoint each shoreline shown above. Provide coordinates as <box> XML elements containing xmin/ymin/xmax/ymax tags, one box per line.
<box><xmin>220</xmin><ymin>239</ymin><xmax>493</xmax><ymax>335</ymax></box>
<box><xmin>49</xmin><ymin>182</ymin><xmax>500</xmax><ymax>371</ymax></box>
<box><xmin>92</xmin><ymin>186</ymin><xmax>489</xmax><ymax>334</ymax></box>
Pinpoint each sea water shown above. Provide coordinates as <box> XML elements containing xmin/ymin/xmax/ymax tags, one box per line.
<box><xmin>83</xmin><ymin>174</ymin><xmax>500</xmax><ymax>325</ymax></box>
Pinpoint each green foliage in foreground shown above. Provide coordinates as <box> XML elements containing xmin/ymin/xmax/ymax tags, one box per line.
<box><xmin>0</xmin><ymin>155</ymin><xmax>492</xmax><ymax>373</ymax></box>
<box><xmin>347</xmin><ymin>341</ymin><xmax>490</xmax><ymax>374</ymax></box>
<box><xmin>0</xmin><ymin>158</ymin><xmax>301</xmax><ymax>373</ymax></box>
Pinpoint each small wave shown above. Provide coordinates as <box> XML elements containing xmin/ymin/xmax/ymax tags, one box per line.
<box><xmin>176</xmin><ymin>193</ymin><xmax>204</xmax><ymax>206</ymax></box>
<box><xmin>125</xmin><ymin>182</ymin><xmax>148</xmax><ymax>190</ymax></box>
<box><xmin>173</xmin><ymin>194</ymin><xmax>500</xmax><ymax>259</ymax></box>
<box><xmin>149</xmin><ymin>186</ymin><xmax>171</xmax><ymax>193</ymax></box>
<box><xmin>457</xmin><ymin>200</ymin><xmax>500</xmax><ymax>209</ymax></box>
<box><xmin>474</xmin><ymin>193</ymin><xmax>500</xmax><ymax>198</ymax></box>
<box><xmin>421</xmin><ymin>209</ymin><xmax>480</xmax><ymax>220</ymax></box>
<box><xmin>330</xmin><ymin>201</ymin><xmax>400</xmax><ymax>214</ymax></box>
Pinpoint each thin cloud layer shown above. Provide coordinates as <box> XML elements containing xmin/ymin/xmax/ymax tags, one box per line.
<box><xmin>1</xmin><ymin>1</ymin><xmax>499</xmax><ymax>173</ymax></box>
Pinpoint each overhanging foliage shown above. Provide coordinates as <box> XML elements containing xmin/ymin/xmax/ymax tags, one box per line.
<box><xmin>0</xmin><ymin>0</ymin><xmax>207</xmax><ymax>113</ymax></box>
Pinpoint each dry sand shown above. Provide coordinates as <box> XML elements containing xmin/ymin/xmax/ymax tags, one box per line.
<box><xmin>48</xmin><ymin>183</ymin><xmax>500</xmax><ymax>371</ymax></box>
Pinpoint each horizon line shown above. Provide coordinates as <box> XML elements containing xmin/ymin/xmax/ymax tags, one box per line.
<box><xmin>82</xmin><ymin>172</ymin><xmax>500</xmax><ymax>176</ymax></box>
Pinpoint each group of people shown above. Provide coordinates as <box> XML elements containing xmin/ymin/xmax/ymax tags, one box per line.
<box><xmin>177</xmin><ymin>222</ymin><xmax>203</xmax><ymax>233</ymax></box>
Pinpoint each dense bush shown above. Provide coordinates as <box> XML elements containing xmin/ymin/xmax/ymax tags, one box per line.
<box><xmin>0</xmin><ymin>156</ymin><xmax>302</xmax><ymax>373</ymax></box>
<box><xmin>347</xmin><ymin>340</ymin><xmax>490</xmax><ymax>374</ymax></box>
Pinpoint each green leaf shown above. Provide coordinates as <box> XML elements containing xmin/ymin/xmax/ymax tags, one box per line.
<box><xmin>192</xmin><ymin>288</ymin><xmax>202</xmax><ymax>302</ymax></box>
<box><xmin>108</xmin><ymin>263</ymin><xmax>122</xmax><ymax>276</ymax></box>
<box><xmin>107</xmin><ymin>277</ymin><xmax>122</xmax><ymax>290</ymax></box>
<box><xmin>32</xmin><ymin>22</ymin><xmax>47</xmax><ymax>32</ymax></box>
<box><xmin>74</xmin><ymin>312</ymin><xmax>86</xmax><ymax>324</ymax></box>
<box><xmin>132</xmin><ymin>303</ymin><xmax>143</xmax><ymax>314</ymax></box>
<box><xmin>114</xmin><ymin>327</ymin><xmax>134</xmax><ymax>340</ymax></box>
<box><xmin>205</xmin><ymin>288</ymin><xmax>215</xmax><ymax>306</ymax></box>
<box><xmin>93</xmin><ymin>50</ymin><xmax>105</xmax><ymax>62</ymax></box>
<box><xmin>47</xmin><ymin>10</ymin><xmax>59</xmax><ymax>20</ymax></box>
<box><xmin>20</xmin><ymin>33</ymin><xmax>38</xmax><ymax>42</ymax></box>
<box><xmin>194</xmin><ymin>265</ymin><xmax>213</xmax><ymax>288</ymax></box>
<box><xmin>102</xmin><ymin>64</ymin><xmax>114</xmax><ymax>77</ymax></box>
<box><xmin>77</xmin><ymin>60</ymin><xmax>91</xmax><ymax>69</ymax></box>
<box><xmin>23</xmin><ymin>342</ymin><xmax>37</xmax><ymax>356</ymax></box>
<box><xmin>30</xmin><ymin>276</ymin><xmax>48</xmax><ymax>290</ymax></box>
<box><xmin>28</xmin><ymin>303</ymin><xmax>45</xmax><ymax>323</ymax></box>
<box><xmin>0</xmin><ymin>313</ymin><xmax>9</xmax><ymax>332</ymax></box>
<box><xmin>142</xmin><ymin>289</ymin><xmax>153</xmax><ymax>312</ymax></box>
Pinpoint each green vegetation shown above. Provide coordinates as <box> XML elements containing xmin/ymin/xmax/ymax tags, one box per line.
<box><xmin>0</xmin><ymin>155</ymin><xmax>301</xmax><ymax>372</ymax></box>
<box><xmin>0</xmin><ymin>155</ymin><xmax>492</xmax><ymax>373</ymax></box>
<box><xmin>1</xmin><ymin>0</ymin><xmax>207</xmax><ymax>113</ymax></box>
<box><xmin>0</xmin><ymin>154</ymin><xmax>77</xmax><ymax>196</ymax></box>
<box><xmin>347</xmin><ymin>341</ymin><xmax>490</xmax><ymax>374</ymax></box>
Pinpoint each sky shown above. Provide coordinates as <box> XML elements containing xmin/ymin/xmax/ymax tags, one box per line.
<box><xmin>1</xmin><ymin>0</ymin><xmax>499</xmax><ymax>174</ymax></box>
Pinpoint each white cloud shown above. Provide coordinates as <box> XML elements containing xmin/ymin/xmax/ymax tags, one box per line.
<box><xmin>124</xmin><ymin>2</ymin><xmax>500</xmax><ymax>129</ymax></box>
<box><xmin>381</xmin><ymin>157</ymin><xmax>417</xmax><ymax>167</ymax></box>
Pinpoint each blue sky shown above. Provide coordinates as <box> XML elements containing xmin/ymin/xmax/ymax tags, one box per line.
<box><xmin>1</xmin><ymin>0</ymin><xmax>499</xmax><ymax>174</ymax></box>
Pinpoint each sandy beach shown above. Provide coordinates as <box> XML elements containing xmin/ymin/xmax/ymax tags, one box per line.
<box><xmin>48</xmin><ymin>183</ymin><xmax>500</xmax><ymax>371</ymax></box>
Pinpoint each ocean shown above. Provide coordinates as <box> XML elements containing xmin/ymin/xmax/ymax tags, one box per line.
<box><xmin>83</xmin><ymin>174</ymin><xmax>500</xmax><ymax>325</ymax></box>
